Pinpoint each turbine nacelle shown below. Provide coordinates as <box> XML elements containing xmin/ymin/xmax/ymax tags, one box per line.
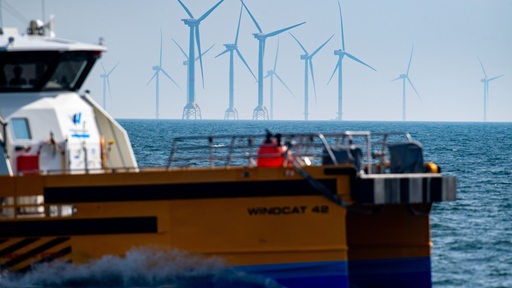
<box><xmin>334</xmin><ymin>49</ymin><xmax>345</xmax><ymax>56</ymax></box>
<box><xmin>182</xmin><ymin>18</ymin><xmax>199</xmax><ymax>26</ymax></box>
<box><xmin>224</xmin><ymin>44</ymin><xmax>237</xmax><ymax>50</ymax></box>
<box><xmin>253</xmin><ymin>33</ymin><xmax>267</xmax><ymax>40</ymax></box>
<box><xmin>152</xmin><ymin>66</ymin><xmax>160</xmax><ymax>71</ymax></box>
<box><xmin>300</xmin><ymin>54</ymin><xmax>309</xmax><ymax>60</ymax></box>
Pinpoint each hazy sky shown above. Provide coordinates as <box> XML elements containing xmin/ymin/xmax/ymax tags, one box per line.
<box><xmin>2</xmin><ymin>0</ymin><xmax>511</xmax><ymax>121</ymax></box>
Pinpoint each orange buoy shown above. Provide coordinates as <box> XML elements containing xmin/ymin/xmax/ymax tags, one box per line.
<box><xmin>257</xmin><ymin>141</ymin><xmax>286</xmax><ymax>167</ymax></box>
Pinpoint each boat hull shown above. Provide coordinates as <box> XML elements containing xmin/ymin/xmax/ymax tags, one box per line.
<box><xmin>0</xmin><ymin>165</ymin><xmax>455</xmax><ymax>287</ymax></box>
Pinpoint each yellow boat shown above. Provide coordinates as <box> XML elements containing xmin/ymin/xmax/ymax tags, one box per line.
<box><xmin>0</xmin><ymin>20</ymin><xmax>456</xmax><ymax>287</ymax></box>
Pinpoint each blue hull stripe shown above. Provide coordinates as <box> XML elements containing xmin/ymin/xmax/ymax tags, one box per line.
<box><xmin>349</xmin><ymin>257</ymin><xmax>432</xmax><ymax>288</ymax></box>
<box><xmin>236</xmin><ymin>261</ymin><xmax>349</xmax><ymax>288</ymax></box>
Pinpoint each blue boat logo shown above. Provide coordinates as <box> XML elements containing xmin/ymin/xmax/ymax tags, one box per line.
<box><xmin>71</xmin><ymin>112</ymin><xmax>82</xmax><ymax>125</ymax></box>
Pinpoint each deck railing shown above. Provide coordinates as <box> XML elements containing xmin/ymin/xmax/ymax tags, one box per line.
<box><xmin>167</xmin><ymin>131</ymin><xmax>414</xmax><ymax>173</ymax></box>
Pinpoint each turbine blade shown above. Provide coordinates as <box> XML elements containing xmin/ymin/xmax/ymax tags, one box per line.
<box><xmin>327</xmin><ymin>62</ymin><xmax>339</xmax><ymax>85</ymax></box>
<box><xmin>235</xmin><ymin>4</ymin><xmax>243</xmax><ymax>45</ymax></box>
<box><xmin>195</xmin><ymin>26</ymin><xmax>205</xmax><ymax>88</ymax></box>
<box><xmin>101</xmin><ymin>63</ymin><xmax>107</xmax><ymax>73</ymax></box>
<box><xmin>159</xmin><ymin>30</ymin><xmax>163</xmax><ymax>67</ymax></box>
<box><xmin>107</xmin><ymin>63</ymin><xmax>118</xmax><ymax>76</ymax></box>
<box><xmin>407</xmin><ymin>77</ymin><xmax>419</xmax><ymax>97</ymax></box>
<box><xmin>391</xmin><ymin>76</ymin><xmax>401</xmax><ymax>81</ymax></box>
<box><xmin>236</xmin><ymin>48</ymin><xmax>257</xmax><ymax>80</ymax></box>
<box><xmin>309</xmin><ymin>60</ymin><xmax>317</xmax><ymax>102</ymax></box>
<box><xmin>266</xmin><ymin>22</ymin><xmax>305</xmax><ymax>38</ymax></box>
<box><xmin>406</xmin><ymin>45</ymin><xmax>414</xmax><ymax>74</ymax></box>
<box><xmin>345</xmin><ymin>52</ymin><xmax>376</xmax><ymax>71</ymax></box>
<box><xmin>240</xmin><ymin>0</ymin><xmax>262</xmax><ymax>33</ymax></box>
<box><xmin>273</xmin><ymin>37</ymin><xmax>280</xmax><ymax>71</ymax></box>
<box><xmin>338</xmin><ymin>0</ymin><xmax>345</xmax><ymax>51</ymax></box>
<box><xmin>310</xmin><ymin>34</ymin><xmax>334</xmax><ymax>58</ymax></box>
<box><xmin>196</xmin><ymin>44</ymin><xmax>214</xmax><ymax>60</ymax></box>
<box><xmin>488</xmin><ymin>74</ymin><xmax>504</xmax><ymax>81</ymax></box>
<box><xmin>147</xmin><ymin>72</ymin><xmax>157</xmax><ymax>86</ymax></box>
<box><xmin>161</xmin><ymin>68</ymin><xmax>180</xmax><ymax>88</ymax></box>
<box><xmin>289</xmin><ymin>32</ymin><xmax>307</xmax><ymax>54</ymax></box>
<box><xmin>172</xmin><ymin>38</ymin><xmax>188</xmax><ymax>58</ymax></box>
<box><xmin>477</xmin><ymin>57</ymin><xmax>487</xmax><ymax>78</ymax></box>
<box><xmin>198</xmin><ymin>0</ymin><xmax>224</xmax><ymax>22</ymax></box>
<box><xmin>215</xmin><ymin>48</ymin><xmax>230</xmax><ymax>58</ymax></box>
<box><xmin>274</xmin><ymin>72</ymin><xmax>295</xmax><ymax>97</ymax></box>
<box><xmin>177</xmin><ymin>0</ymin><xmax>194</xmax><ymax>18</ymax></box>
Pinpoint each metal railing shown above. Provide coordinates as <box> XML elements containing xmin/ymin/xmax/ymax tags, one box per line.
<box><xmin>166</xmin><ymin>131</ymin><xmax>414</xmax><ymax>173</ymax></box>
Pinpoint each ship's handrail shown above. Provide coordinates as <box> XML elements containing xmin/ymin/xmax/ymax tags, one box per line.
<box><xmin>167</xmin><ymin>131</ymin><xmax>414</xmax><ymax>174</ymax></box>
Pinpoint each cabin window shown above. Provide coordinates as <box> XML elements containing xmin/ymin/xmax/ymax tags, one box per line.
<box><xmin>0</xmin><ymin>51</ymin><xmax>99</xmax><ymax>92</ymax></box>
<box><xmin>44</xmin><ymin>56</ymin><xmax>88</xmax><ymax>90</ymax></box>
<box><xmin>11</xmin><ymin>118</ymin><xmax>31</xmax><ymax>140</ymax></box>
<box><xmin>0</xmin><ymin>62</ymin><xmax>48</xmax><ymax>89</ymax></box>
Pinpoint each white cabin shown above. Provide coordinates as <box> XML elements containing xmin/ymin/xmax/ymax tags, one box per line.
<box><xmin>0</xmin><ymin>22</ymin><xmax>137</xmax><ymax>175</ymax></box>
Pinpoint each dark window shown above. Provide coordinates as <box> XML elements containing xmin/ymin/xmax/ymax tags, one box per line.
<box><xmin>0</xmin><ymin>51</ymin><xmax>100</xmax><ymax>92</ymax></box>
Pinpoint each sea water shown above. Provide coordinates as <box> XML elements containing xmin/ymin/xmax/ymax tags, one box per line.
<box><xmin>1</xmin><ymin>120</ymin><xmax>511</xmax><ymax>287</ymax></box>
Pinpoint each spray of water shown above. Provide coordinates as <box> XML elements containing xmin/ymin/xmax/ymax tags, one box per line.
<box><xmin>0</xmin><ymin>247</ymin><xmax>282</xmax><ymax>288</ymax></box>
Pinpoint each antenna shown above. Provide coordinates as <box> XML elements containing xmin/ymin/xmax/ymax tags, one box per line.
<box><xmin>0</xmin><ymin>0</ymin><xmax>3</xmax><ymax>27</ymax></box>
<box><xmin>41</xmin><ymin>0</ymin><xmax>46</xmax><ymax>23</ymax></box>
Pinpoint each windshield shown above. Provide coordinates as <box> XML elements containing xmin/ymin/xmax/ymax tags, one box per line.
<box><xmin>0</xmin><ymin>51</ymin><xmax>100</xmax><ymax>92</ymax></box>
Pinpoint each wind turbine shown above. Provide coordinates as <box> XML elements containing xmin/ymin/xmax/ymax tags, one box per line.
<box><xmin>478</xmin><ymin>58</ymin><xmax>503</xmax><ymax>122</ymax></box>
<box><xmin>265</xmin><ymin>38</ymin><xmax>295</xmax><ymax>120</ymax></box>
<box><xmin>290</xmin><ymin>33</ymin><xmax>334</xmax><ymax>121</ymax></box>
<box><xmin>177</xmin><ymin>0</ymin><xmax>224</xmax><ymax>120</ymax></box>
<box><xmin>392</xmin><ymin>45</ymin><xmax>419</xmax><ymax>121</ymax></box>
<box><xmin>100</xmin><ymin>62</ymin><xmax>118</xmax><ymax>110</ymax></box>
<box><xmin>173</xmin><ymin>39</ymin><xmax>215</xmax><ymax>67</ymax></box>
<box><xmin>147</xmin><ymin>31</ymin><xmax>179</xmax><ymax>119</ymax></box>
<box><xmin>328</xmin><ymin>0</ymin><xmax>375</xmax><ymax>121</ymax></box>
<box><xmin>216</xmin><ymin>4</ymin><xmax>256</xmax><ymax>120</ymax></box>
<box><xmin>173</xmin><ymin>39</ymin><xmax>214</xmax><ymax>120</ymax></box>
<box><xmin>241</xmin><ymin>0</ymin><xmax>305</xmax><ymax>120</ymax></box>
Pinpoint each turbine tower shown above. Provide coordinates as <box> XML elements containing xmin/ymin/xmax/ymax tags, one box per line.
<box><xmin>392</xmin><ymin>45</ymin><xmax>419</xmax><ymax>121</ymax></box>
<box><xmin>177</xmin><ymin>0</ymin><xmax>224</xmax><ymax>120</ymax></box>
<box><xmin>478</xmin><ymin>58</ymin><xmax>503</xmax><ymax>122</ymax></box>
<box><xmin>328</xmin><ymin>0</ymin><xmax>375</xmax><ymax>121</ymax></box>
<box><xmin>100</xmin><ymin>62</ymin><xmax>118</xmax><ymax>110</ymax></box>
<box><xmin>173</xmin><ymin>39</ymin><xmax>214</xmax><ymax>120</ymax></box>
<box><xmin>265</xmin><ymin>38</ymin><xmax>295</xmax><ymax>120</ymax></box>
<box><xmin>147</xmin><ymin>31</ymin><xmax>179</xmax><ymax>119</ymax></box>
<box><xmin>216</xmin><ymin>4</ymin><xmax>256</xmax><ymax>120</ymax></box>
<box><xmin>290</xmin><ymin>33</ymin><xmax>334</xmax><ymax>121</ymax></box>
<box><xmin>241</xmin><ymin>0</ymin><xmax>305</xmax><ymax>120</ymax></box>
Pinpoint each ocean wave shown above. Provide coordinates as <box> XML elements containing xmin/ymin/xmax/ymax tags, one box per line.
<box><xmin>0</xmin><ymin>248</ymin><xmax>282</xmax><ymax>288</ymax></box>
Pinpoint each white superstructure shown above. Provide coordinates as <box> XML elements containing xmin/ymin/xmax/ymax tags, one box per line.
<box><xmin>0</xmin><ymin>20</ymin><xmax>137</xmax><ymax>175</ymax></box>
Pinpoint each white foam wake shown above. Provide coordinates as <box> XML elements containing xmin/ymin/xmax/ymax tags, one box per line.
<box><xmin>0</xmin><ymin>247</ymin><xmax>282</xmax><ymax>287</ymax></box>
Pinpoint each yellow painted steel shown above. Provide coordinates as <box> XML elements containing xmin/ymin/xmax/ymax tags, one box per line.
<box><xmin>0</xmin><ymin>164</ymin><xmax>437</xmax><ymax>272</ymax></box>
<box><xmin>0</xmin><ymin>165</ymin><xmax>354</xmax><ymax>270</ymax></box>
